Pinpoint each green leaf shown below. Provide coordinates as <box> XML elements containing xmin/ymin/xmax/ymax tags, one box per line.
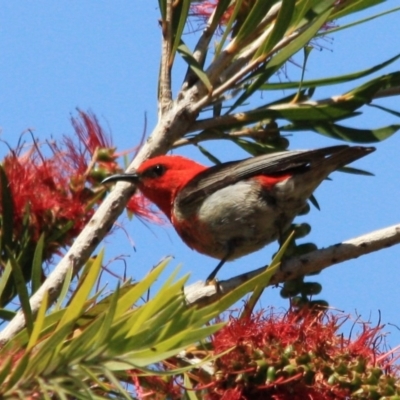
<box><xmin>196</xmin><ymin>145</ymin><xmax>222</xmax><ymax>164</ymax></box>
<box><xmin>242</xmin><ymin>232</ymin><xmax>293</xmax><ymax>318</ymax></box>
<box><xmin>113</xmin><ymin>257</ymin><xmax>171</xmax><ymax>318</ymax></box>
<box><xmin>27</xmin><ymin>290</ymin><xmax>49</xmax><ymax>351</ymax></box>
<box><xmin>57</xmin><ymin>250</ymin><xmax>104</xmax><ymax>330</ymax></box>
<box><xmin>0</xmin><ymin>308</ymin><xmax>16</xmax><ymax>321</ymax></box>
<box><xmin>177</xmin><ymin>42</ymin><xmax>212</xmax><ymax>91</ymax></box>
<box><xmin>6</xmin><ymin>248</ymin><xmax>33</xmax><ymax>334</ymax></box>
<box><xmin>338</xmin><ymin>166</ymin><xmax>374</xmax><ymax>176</ymax></box>
<box><xmin>215</xmin><ymin>0</ymin><xmax>244</xmax><ymax>55</ymax></box>
<box><xmin>234</xmin><ymin>0</ymin><xmax>274</xmax><ymax>45</ymax></box>
<box><xmin>53</xmin><ymin>264</ymin><xmax>73</xmax><ymax>311</ymax></box>
<box><xmin>285</xmin><ymin>121</ymin><xmax>400</xmax><ymax>143</ymax></box>
<box><xmin>345</xmin><ymin>71</ymin><xmax>400</xmax><ymax>102</ymax></box>
<box><xmin>255</xmin><ymin>0</ymin><xmax>296</xmax><ymax>59</ymax></box>
<box><xmin>171</xmin><ymin>0</ymin><xmax>191</xmax><ymax>64</ymax></box>
<box><xmin>368</xmin><ymin>103</ymin><xmax>400</xmax><ymax>118</ymax></box>
<box><xmin>261</xmin><ymin>53</ymin><xmax>400</xmax><ymax>90</ymax></box>
<box><xmin>0</xmin><ymin>261</ymin><xmax>13</xmax><ymax>306</ymax></box>
<box><xmin>331</xmin><ymin>0</ymin><xmax>386</xmax><ymax>20</ymax></box>
<box><xmin>325</xmin><ymin>5</ymin><xmax>400</xmax><ymax>35</ymax></box>
<box><xmin>229</xmin><ymin>5</ymin><xmax>334</xmax><ymax>112</ymax></box>
<box><xmin>0</xmin><ymin>164</ymin><xmax>14</xmax><ymax>255</ymax></box>
<box><xmin>158</xmin><ymin>0</ymin><xmax>166</xmax><ymax>20</ymax></box>
<box><xmin>4</xmin><ymin>352</ymin><xmax>31</xmax><ymax>392</ymax></box>
<box><xmin>184</xmin><ymin>373</ymin><xmax>200</xmax><ymax>400</ymax></box>
<box><xmin>265</xmin><ymin>4</ymin><xmax>334</xmax><ymax>70</ymax></box>
<box><xmin>31</xmin><ymin>233</ymin><xmax>45</xmax><ymax>295</ymax></box>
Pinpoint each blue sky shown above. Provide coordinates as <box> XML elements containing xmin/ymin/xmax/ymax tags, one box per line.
<box><xmin>1</xmin><ymin>2</ymin><xmax>400</xmax><ymax>348</ymax></box>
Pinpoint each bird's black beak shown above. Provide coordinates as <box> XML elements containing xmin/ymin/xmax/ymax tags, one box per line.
<box><xmin>101</xmin><ymin>173</ymin><xmax>140</xmax><ymax>185</ymax></box>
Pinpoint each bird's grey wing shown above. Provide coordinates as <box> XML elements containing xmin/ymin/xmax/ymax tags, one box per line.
<box><xmin>175</xmin><ymin>145</ymin><xmax>351</xmax><ymax>207</ymax></box>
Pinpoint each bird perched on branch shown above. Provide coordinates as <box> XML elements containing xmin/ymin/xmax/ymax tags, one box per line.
<box><xmin>103</xmin><ymin>145</ymin><xmax>375</xmax><ymax>281</ymax></box>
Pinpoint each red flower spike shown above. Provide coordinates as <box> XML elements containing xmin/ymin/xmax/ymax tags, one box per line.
<box><xmin>67</xmin><ymin>110</ymin><xmax>119</xmax><ymax>179</ymax></box>
<box><xmin>129</xmin><ymin>308</ymin><xmax>400</xmax><ymax>399</ymax></box>
<box><xmin>203</xmin><ymin>309</ymin><xmax>400</xmax><ymax>400</ymax></box>
<box><xmin>2</xmin><ymin>145</ymin><xmax>93</xmax><ymax>248</ymax></box>
<box><xmin>126</xmin><ymin>193</ymin><xmax>165</xmax><ymax>224</ymax></box>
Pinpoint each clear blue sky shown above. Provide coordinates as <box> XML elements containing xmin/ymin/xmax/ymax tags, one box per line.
<box><xmin>1</xmin><ymin>3</ymin><xmax>400</xmax><ymax>347</ymax></box>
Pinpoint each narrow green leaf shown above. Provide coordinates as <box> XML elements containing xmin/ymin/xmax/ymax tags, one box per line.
<box><xmin>184</xmin><ymin>373</ymin><xmax>200</xmax><ymax>400</ymax></box>
<box><xmin>196</xmin><ymin>145</ymin><xmax>222</xmax><ymax>165</ymax></box>
<box><xmin>255</xmin><ymin>0</ymin><xmax>295</xmax><ymax>58</ymax></box>
<box><xmin>368</xmin><ymin>103</ymin><xmax>400</xmax><ymax>118</ymax></box>
<box><xmin>6</xmin><ymin>248</ymin><xmax>33</xmax><ymax>334</ymax></box>
<box><xmin>286</xmin><ymin>122</ymin><xmax>400</xmax><ymax>143</ymax></box>
<box><xmin>102</xmin><ymin>368</ymin><xmax>132</xmax><ymax>400</ymax></box>
<box><xmin>127</xmin><ymin>275</ymin><xmax>188</xmax><ymax>337</ymax></box>
<box><xmin>291</xmin><ymin>0</ymin><xmax>316</xmax><ymax>28</ymax></box>
<box><xmin>61</xmin><ymin>317</ymin><xmax>105</xmax><ymax>363</ymax></box>
<box><xmin>27</xmin><ymin>322</ymin><xmax>75</xmax><ymax>376</ymax></box>
<box><xmin>0</xmin><ymin>164</ymin><xmax>14</xmax><ymax>254</ymax></box>
<box><xmin>215</xmin><ymin>0</ymin><xmax>244</xmax><ymax>55</ymax></box>
<box><xmin>0</xmin><ymin>261</ymin><xmax>13</xmax><ymax>304</ymax></box>
<box><xmin>261</xmin><ymin>53</ymin><xmax>400</xmax><ymax>90</ymax></box>
<box><xmin>309</xmin><ymin>194</ymin><xmax>320</xmax><ymax>211</ymax></box>
<box><xmin>177</xmin><ymin>42</ymin><xmax>212</xmax><ymax>91</ymax></box>
<box><xmin>266</xmin><ymin>6</ymin><xmax>333</xmax><ymax>70</ymax></box>
<box><xmin>27</xmin><ymin>290</ymin><xmax>49</xmax><ymax>351</ymax></box>
<box><xmin>0</xmin><ymin>308</ymin><xmax>16</xmax><ymax>321</ymax></box>
<box><xmin>57</xmin><ymin>250</ymin><xmax>104</xmax><ymax>330</ymax></box>
<box><xmin>331</xmin><ymin>0</ymin><xmax>385</xmax><ymax>20</ymax></box>
<box><xmin>113</xmin><ymin>257</ymin><xmax>171</xmax><ymax>318</ymax></box>
<box><xmin>171</xmin><ymin>0</ymin><xmax>191</xmax><ymax>63</ymax></box>
<box><xmin>158</xmin><ymin>0</ymin><xmax>166</xmax><ymax>19</ymax></box>
<box><xmin>345</xmin><ymin>72</ymin><xmax>400</xmax><ymax>102</ymax></box>
<box><xmin>4</xmin><ymin>352</ymin><xmax>30</xmax><ymax>391</ymax></box>
<box><xmin>31</xmin><ymin>234</ymin><xmax>45</xmax><ymax>295</ymax></box>
<box><xmin>126</xmin><ymin>325</ymin><xmax>222</xmax><ymax>366</ymax></box>
<box><xmin>229</xmin><ymin>6</ymin><xmax>333</xmax><ymax>112</ymax></box>
<box><xmin>338</xmin><ymin>166</ymin><xmax>374</xmax><ymax>176</ymax></box>
<box><xmin>0</xmin><ymin>356</ymin><xmax>13</xmax><ymax>385</ymax></box>
<box><xmin>96</xmin><ymin>283</ymin><xmax>120</xmax><ymax>344</ymax></box>
<box><xmin>242</xmin><ymin>233</ymin><xmax>293</xmax><ymax>318</ymax></box>
<box><xmin>324</xmin><ymin>5</ymin><xmax>400</xmax><ymax>35</ymax></box>
<box><xmin>198</xmin><ymin>264</ymin><xmax>281</xmax><ymax>323</ymax></box>
<box><xmin>53</xmin><ymin>264</ymin><xmax>73</xmax><ymax>311</ymax></box>
<box><xmin>78</xmin><ymin>365</ymin><xmax>110</xmax><ymax>392</ymax></box>
<box><xmin>234</xmin><ymin>0</ymin><xmax>274</xmax><ymax>44</ymax></box>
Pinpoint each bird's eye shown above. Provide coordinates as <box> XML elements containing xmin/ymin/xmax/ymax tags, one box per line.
<box><xmin>144</xmin><ymin>164</ymin><xmax>166</xmax><ymax>178</ymax></box>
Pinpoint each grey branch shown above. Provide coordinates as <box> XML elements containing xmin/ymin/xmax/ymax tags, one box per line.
<box><xmin>184</xmin><ymin>224</ymin><xmax>400</xmax><ymax>307</ymax></box>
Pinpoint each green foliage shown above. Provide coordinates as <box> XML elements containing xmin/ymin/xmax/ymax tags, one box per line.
<box><xmin>0</xmin><ymin>252</ymin><xmax>278</xmax><ymax>399</ymax></box>
<box><xmin>0</xmin><ymin>1</ymin><xmax>399</xmax><ymax>398</ymax></box>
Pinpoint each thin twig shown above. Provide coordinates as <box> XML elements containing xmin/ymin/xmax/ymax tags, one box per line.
<box><xmin>159</xmin><ymin>0</ymin><xmax>173</xmax><ymax>116</ymax></box>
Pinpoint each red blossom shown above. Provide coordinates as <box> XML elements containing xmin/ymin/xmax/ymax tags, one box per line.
<box><xmin>2</xmin><ymin>141</ymin><xmax>93</xmax><ymax>250</ymax></box>
<box><xmin>126</xmin><ymin>193</ymin><xmax>165</xmax><ymax>224</ymax></box>
<box><xmin>203</xmin><ymin>309</ymin><xmax>399</xmax><ymax>400</ymax></box>
<box><xmin>190</xmin><ymin>0</ymin><xmax>238</xmax><ymax>25</ymax></box>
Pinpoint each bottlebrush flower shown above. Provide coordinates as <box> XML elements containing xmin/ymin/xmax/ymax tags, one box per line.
<box><xmin>206</xmin><ymin>309</ymin><xmax>400</xmax><ymax>400</ymax></box>
<box><xmin>0</xmin><ymin>111</ymin><xmax>159</xmax><ymax>305</ymax></box>
<box><xmin>131</xmin><ymin>308</ymin><xmax>400</xmax><ymax>399</ymax></box>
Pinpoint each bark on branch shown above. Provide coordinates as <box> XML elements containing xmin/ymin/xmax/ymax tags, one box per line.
<box><xmin>184</xmin><ymin>224</ymin><xmax>400</xmax><ymax>307</ymax></box>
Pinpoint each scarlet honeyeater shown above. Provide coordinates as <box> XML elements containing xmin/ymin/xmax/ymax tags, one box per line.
<box><xmin>103</xmin><ymin>145</ymin><xmax>374</xmax><ymax>280</ymax></box>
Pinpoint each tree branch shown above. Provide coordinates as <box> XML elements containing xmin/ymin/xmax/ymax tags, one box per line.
<box><xmin>158</xmin><ymin>0</ymin><xmax>173</xmax><ymax>115</ymax></box>
<box><xmin>184</xmin><ymin>224</ymin><xmax>400</xmax><ymax>307</ymax></box>
<box><xmin>0</xmin><ymin>84</ymin><xmax>201</xmax><ymax>346</ymax></box>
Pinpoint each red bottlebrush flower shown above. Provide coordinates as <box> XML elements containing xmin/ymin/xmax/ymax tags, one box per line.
<box><xmin>202</xmin><ymin>309</ymin><xmax>400</xmax><ymax>400</ymax></box>
<box><xmin>126</xmin><ymin>193</ymin><xmax>165</xmax><ymax>224</ymax></box>
<box><xmin>2</xmin><ymin>142</ymin><xmax>93</xmax><ymax>251</ymax></box>
<box><xmin>127</xmin><ymin>308</ymin><xmax>400</xmax><ymax>399</ymax></box>
<box><xmin>65</xmin><ymin>109</ymin><xmax>120</xmax><ymax>184</ymax></box>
